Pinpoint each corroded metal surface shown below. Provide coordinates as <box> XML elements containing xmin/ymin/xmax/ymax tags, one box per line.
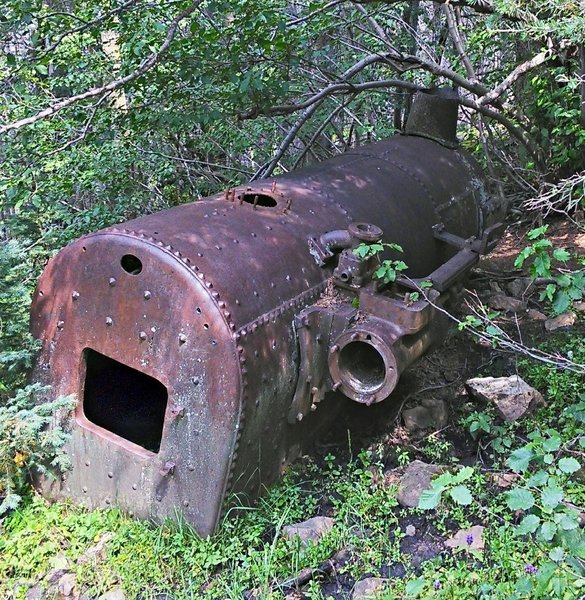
<box><xmin>30</xmin><ymin>90</ymin><xmax>504</xmax><ymax>536</ymax></box>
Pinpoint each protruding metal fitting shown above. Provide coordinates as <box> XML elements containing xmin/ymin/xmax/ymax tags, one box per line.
<box><xmin>296</xmin><ymin>412</ymin><xmax>304</xmax><ymax>422</ymax></box>
<box><xmin>107</xmin><ymin>472</ymin><xmax>113</xmax><ymax>478</ymax></box>
<box><xmin>57</xmin><ymin>321</ymin><xmax>65</xmax><ymax>330</ymax></box>
<box><xmin>330</xmin><ymin>344</ymin><xmax>339</xmax><ymax>353</ymax></box>
<box><xmin>139</xmin><ymin>331</ymin><xmax>147</xmax><ymax>340</ymax></box>
<box><xmin>351</xmin><ymin>332</ymin><xmax>360</xmax><ymax>341</ymax></box>
<box><xmin>310</xmin><ymin>403</ymin><xmax>317</xmax><ymax>412</ymax></box>
<box><xmin>192</xmin><ymin>376</ymin><xmax>200</xmax><ymax>386</ymax></box>
<box><xmin>105</xmin><ymin>317</ymin><xmax>113</xmax><ymax>326</ymax></box>
<box><xmin>178</xmin><ymin>333</ymin><xmax>187</xmax><ymax>344</ymax></box>
<box><xmin>109</xmin><ymin>277</ymin><xmax>116</xmax><ymax>287</ymax></box>
<box><xmin>311</xmin><ymin>386</ymin><xmax>319</xmax><ymax>394</ymax></box>
<box><xmin>72</xmin><ymin>291</ymin><xmax>80</xmax><ymax>301</ymax></box>
<box><xmin>332</xmin><ymin>381</ymin><xmax>342</xmax><ymax>391</ymax></box>
<box><xmin>144</xmin><ymin>290</ymin><xmax>151</xmax><ymax>300</ymax></box>
<box><xmin>161</xmin><ymin>461</ymin><xmax>176</xmax><ymax>476</ymax></box>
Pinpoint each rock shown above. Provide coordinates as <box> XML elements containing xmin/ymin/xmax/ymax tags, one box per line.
<box><xmin>98</xmin><ymin>588</ymin><xmax>125</xmax><ymax>600</ymax></box>
<box><xmin>25</xmin><ymin>585</ymin><xmax>43</xmax><ymax>600</ymax></box>
<box><xmin>507</xmin><ymin>277</ymin><xmax>533</xmax><ymax>299</ymax></box>
<box><xmin>405</xmin><ymin>524</ymin><xmax>416</xmax><ymax>536</ymax></box>
<box><xmin>465</xmin><ymin>375</ymin><xmax>544</xmax><ymax>421</ymax></box>
<box><xmin>488</xmin><ymin>294</ymin><xmax>525</xmax><ymax>312</ymax></box>
<box><xmin>444</xmin><ymin>525</ymin><xmax>485</xmax><ymax>551</ymax></box>
<box><xmin>58</xmin><ymin>573</ymin><xmax>77</xmax><ymax>598</ymax></box>
<box><xmin>526</xmin><ymin>309</ymin><xmax>547</xmax><ymax>321</ymax></box>
<box><xmin>574</xmin><ymin>301</ymin><xmax>585</xmax><ymax>313</ymax></box>
<box><xmin>545</xmin><ymin>312</ymin><xmax>576</xmax><ymax>331</ymax></box>
<box><xmin>403</xmin><ymin>399</ymin><xmax>448</xmax><ymax>432</ymax></box>
<box><xmin>352</xmin><ymin>577</ymin><xmax>388</xmax><ymax>599</ymax></box>
<box><xmin>490</xmin><ymin>472</ymin><xmax>519</xmax><ymax>489</ymax></box>
<box><xmin>397</xmin><ymin>460</ymin><xmax>442</xmax><ymax>508</ymax></box>
<box><xmin>282</xmin><ymin>516</ymin><xmax>334</xmax><ymax>546</ymax></box>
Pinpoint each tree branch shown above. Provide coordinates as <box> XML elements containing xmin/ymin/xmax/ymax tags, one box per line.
<box><xmin>0</xmin><ymin>1</ymin><xmax>202</xmax><ymax>136</ymax></box>
<box><xmin>478</xmin><ymin>51</ymin><xmax>550</xmax><ymax>106</ymax></box>
<box><xmin>352</xmin><ymin>0</ymin><xmax>504</xmax><ymax>18</ymax></box>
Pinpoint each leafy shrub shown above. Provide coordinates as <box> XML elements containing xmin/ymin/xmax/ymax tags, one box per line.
<box><xmin>0</xmin><ymin>384</ymin><xmax>73</xmax><ymax>516</ymax></box>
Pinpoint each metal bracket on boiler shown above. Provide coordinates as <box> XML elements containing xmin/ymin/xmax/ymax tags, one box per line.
<box><xmin>290</xmin><ymin>220</ymin><xmax>504</xmax><ymax>422</ymax></box>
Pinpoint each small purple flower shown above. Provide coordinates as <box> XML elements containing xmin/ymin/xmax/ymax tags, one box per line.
<box><xmin>525</xmin><ymin>564</ymin><xmax>538</xmax><ymax>575</ymax></box>
<box><xmin>433</xmin><ymin>580</ymin><xmax>442</xmax><ymax>590</ymax></box>
<box><xmin>466</xmin><ymin>534</ymin><xmax>474</xmax><ymax>545</ymax></box>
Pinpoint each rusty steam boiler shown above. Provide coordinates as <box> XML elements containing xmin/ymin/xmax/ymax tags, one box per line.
<box><xmin>31</xmin><ymin>89</ymin><xmax>504</xmax><ymax>536</ymax></box>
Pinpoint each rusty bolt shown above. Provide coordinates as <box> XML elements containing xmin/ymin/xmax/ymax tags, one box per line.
<box><xmin>332</xmin><ymin>381</ymin><xmax>341</xmax><ymax>391</ymax></box>
<box><xmin>72</xmin><ymin>291</ymin><xmax>80</xmax><ymax>301</ymax></box>
<box><xmin>183</xmin><ymin>501</ymin><xmax>189</xmax><ymax>507</ymax></box>
<box><xmin>296</xmin><ymin>412</ymin><xmax>304</xmax><ymax>422</ymax></box>
<box><xmin>139</xmin><ymin>331</ymin><xmax>147</xmax><ymax>341</ymax></box>
<box><xmin>192</xmin><ymin>377</ymin><xmax>200</xmax><ymax>386</ymax></box>
<box><xmin>178</xmin><ymin>333</ymin><xmax>187</xmax><ymax>344</ymax></box>
<box><xmin>82</xmin><ymin>486</ymin><xmax>87</xmax><ymax>493</ymax></box>
<box><xmin>310</xmin><ymin>403</ymin><xmax>317</xmax><ymax>412</ymax></box>
<box><xmin>107</xmin><ymin>472</ymin><xmax>113</xmax><ymax>479</ymax></box>
<box><xmin>105</xmin><ymin>317</ymin><xmax>113</xmax><ymax>326</ymax></box>
<box><xmin>109</xmin><ymin>277</ymin><xmax>116</xmax><ymax>287</ymax></box>
<box><xmin>132</xmin><ymin>484</ymin><xmax>138</xmax><ymax>490</ymax></box>
<box><xmin>57</xmin><ymin>320</ymin><xmax>65</xmax><ymax>330</ymax></box>
<box><xmin>311</xmin><ymin>386</ymin><xmax>319</xmax><ymax>394</ymax></box>
<box><xmin>144</xmin><ymin>290</ymin><xmax>151</xmax><ymax>300</ymax></box>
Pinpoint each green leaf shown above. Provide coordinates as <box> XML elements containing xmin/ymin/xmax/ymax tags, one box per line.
<box><xmin>507</xmin><ymin>447</ymin><xmax>534</xmax><ymax>473</ymax></box>
<box><xmin>506</xmin><ymin>488</ymin><xmax>535</xmax><ymax>511</ymax></box>
<box><xmin>526</xmin><ymin>470</ymin><xmax>549</xmax><ymax>487</ymax></box>
<box><xmin>527</xmin><ymin>225</ymin><xmax>549</xmax><ymax>239</ymax></box>
<box><xmin>449</xmin><ymin>485</ymin><xmax>472</xmax><ymax>506</ymax></box>
<box><xmin>552</xmin><ymin>291</ymin><xmax>571</xmax><ymax>315</ymax></box>
<box><xmin>34</xmin><ymin>64</ymin><xmax>48</xmax><ymax>76</ymax></box>
<box><xmin>453</xmin><ymin>466</ymin><xmax>474</xmax><ymax>484</ymax></box>
<box><xmin>557</xmin><ymin>512</ymin><xmax>579</xmax><ymax>531</ymax></box>
<box><xmin>541</xmin><ymin>485</ymin><xmax>563</xmax><ymax>510</ymax></box>
<box><xmin>552</xmin><ymin>248</ymin><xmax>571</xmax><ymax>262</ymax></box>
<box><xmin>539</xmin><ymin>521</ymin><xmax>557</xmax><ymax>541</ymax></box>
<box><xmin>549</xmin><ymin>547</ymin><xmax>565</xmax><ymax>562</ymax></box>
<box><xmin>405</xmin><ymin>576</ymin><xmax>426</xmax><ymax>598</ymax></box>
<box><xmin>557</xmin><ymin>457</ymin><xmax>580</xmax><ymax>474</ymax></box>
<box><xmin>516</xmin><ymin>514</ymin><xmax>541</xmax><ymax>535</ymax></box>
<box><xmin>542</xmin><ymin>436</ymin><xmax>561</xmax><ymax>452</ymax></box>
<box><xmin>418</xmin><ymin>487</ymin><xmax>443</xmax><ymax>510</ymax></box>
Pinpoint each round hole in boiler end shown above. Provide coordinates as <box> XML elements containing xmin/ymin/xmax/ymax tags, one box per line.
<box><xmin>121</xmin><ymin>254</ymin><xmax>143</xmax><ymax>275</ymax></box>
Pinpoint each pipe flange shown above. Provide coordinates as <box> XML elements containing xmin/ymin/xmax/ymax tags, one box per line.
<box><xmin>348</xmin><ymin>222</ymin><xmax>383</xmax><ymax>243</ymax></box>
<box><xmin>328</xmin><ymin>328</ymin><xmax>398</xmax><ymax>405</ymax></box>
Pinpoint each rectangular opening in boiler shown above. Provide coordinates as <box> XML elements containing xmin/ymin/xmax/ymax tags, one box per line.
<box><xmin>83</xmin><ymin>349</ymin><xmax>168</xmax><ymax>453</ymax></box>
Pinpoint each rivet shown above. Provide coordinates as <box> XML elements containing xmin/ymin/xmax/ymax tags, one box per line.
<box><xmin>254</xmin><ymin>350</ymin><xmax>259</xmax><ymax>358</ymax></box>
<box><xmin>82</xmin><ymin>486</ymin><xmax>87</xmax><ymax>493</ymax></box>
<box><xmin>235</xmin><ymin>299</ymin><xmax>241</xmax><ymax>305</ymax></box>
<box><xmin>72</xmin><ymin>291</ymin><xmax>80</xmax><ymax>300</ymax></box>
<box><xmin>139</xmin><ymin>331</ymin><xmax>147</xmax><ymax>340</ymax></box>
<box><xmin>316</xmin><ymin>334</ymin><xmax>323</xmax><ymax>344</ymax></box>
<box><xmin>57</xmin><ymin>320</ymin><xmax>65</xmax><ymax>330</ymax></box>
<box><xmin>132</xmin><ymin>484</ymin><xmax>137</xmax><ymax>490</ymax></box>
<box><xmin>218</xmin><ymin>301</ymin><xmax>226</xmax><ymax>309</ymax></box>
<box><xmin>286</xmin><ymin>275</ymin><xmax>291</xmax><ymax>281</ymax></box>
<box><xmin>311</xmin><ymin>403</ymin><xmax>317</xmax><ymax>411</ymax></box>
<box><xmin>192</xmin><ymin>377</ymin><xmax>200</xmax><ymax>385</ymax></box>
<box><xmin>188</xmin><ymin>464</ymin><xmax>195</xmax><ymax>471</ymax></box>
<box><xmin>85</xmin><ymin>460</ymin><xmax>90</xmax><ymax>466</ymax></box>
<box><xmin>106</xmin><ymin>317</ymin><xmax>113</xmax><ymax>326</ymax></box>
<box><xmin>107</xmin><ymin>472</ymin><xmax>113</xmax><ymax>478</ymax></box>
<box><xmin>296</xmin><ymin>412</ymin><xmax>303</xmax><ymax>422</ymax></box>
<box><xmin>237</xmin><ymin>345</ymin><xmax>244</xmax><ymax>354</ymax></box>
<box><xmin>109</xmin><ymin>277</ymin><xmax>116</xmax><ymax>287</ymax></box>
<box><xmin>253</xmin><ymin>291</ymin><xmax>259</xmax><ymax>297</ymax></box>
<box><xmin>144</xmin><ymin>290</ymin><xmax>151</xmax><ymax>300</ymax></box>
<box><xmin>156</xmin><ymin>495</ymin><xmax>162</xmax><ymax>502</ymax></box>
<box><xmin>105</xmin><ymin>498</ymin><xmax>111</xmax><ymax>505</ymax></box>
<box><xmin>255</xmin><ymin>399</ymin><xmax>260</xmax><ymax>407</ymax></box>
<box><xmin>178</xmin><ymin>333</ymin><xmax>187</xmax><ymax>344</ymax></box>
<box><xmin>183</xmin><ymin>501</ymin><xmax>189</xmax><ymax>507</ymax></box>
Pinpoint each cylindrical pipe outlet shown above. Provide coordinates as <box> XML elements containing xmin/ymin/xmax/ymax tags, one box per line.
<box><xmin>328</xmin><ymin>328</ymin><xmax>399</xmax><ymax>405</ymax></box>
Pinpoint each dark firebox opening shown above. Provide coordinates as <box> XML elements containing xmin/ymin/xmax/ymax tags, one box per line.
<box><xmin>83</xmin><ymin>349</ymin><xmax>168</xmax><ymax>453</ymax></box>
